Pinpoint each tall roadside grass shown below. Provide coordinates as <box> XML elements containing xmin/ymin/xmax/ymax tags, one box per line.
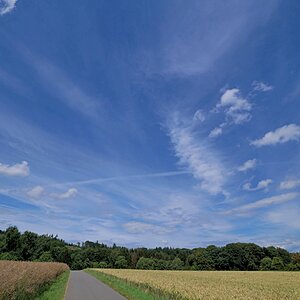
<box><xmin>0</xmin><ymin>260</ymin><xmax>69</xmax><ymax>299</ymax></box>
<box><xmin>36</xmin><ymin>270</ymin><xmax>70</xmax><ymax>300</ymax></box>
<box><xmin>86</xmin><ymin>269</ymin><xmax>171</xmax><ymax>300</ymax></box>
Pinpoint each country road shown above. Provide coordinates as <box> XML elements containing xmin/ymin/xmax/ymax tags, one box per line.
<box><xmin>65</xmin><ymin>271</ymin><xmax>127</xmax><ymax>300</ymax></box>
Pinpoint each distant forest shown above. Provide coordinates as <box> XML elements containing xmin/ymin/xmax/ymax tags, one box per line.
<box><xmin>1</xmin><ymin>226</ymin><xmax>299</xmax><ymax>271</ymax></box>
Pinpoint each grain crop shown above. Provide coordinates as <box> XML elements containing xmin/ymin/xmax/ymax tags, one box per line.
<box><xmin>97</xmin><ymin>269</ymin><xmax>300</xmax><ymax>300</ymax></box>
<box><xmin>0</xmin><ymin>260</ymin><xmax>69</xmax><ymax>299</ymax></box>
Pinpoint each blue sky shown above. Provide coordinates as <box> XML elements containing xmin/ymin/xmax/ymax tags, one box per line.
<box><xmin>0</xmin><ymin>0</ymin><xmax>300</xmax><ymax>250</ymax></box>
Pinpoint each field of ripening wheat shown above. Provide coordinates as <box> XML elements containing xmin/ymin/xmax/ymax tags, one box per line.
<box><xmin>0</xmin><ymin>260</ymin><xmax>69</xmax><ymax>299</ymax></box>
<box><xmin>97</xmin><ymin>269</ymin><xmax>300</xmax><ymax>300</ymax></box>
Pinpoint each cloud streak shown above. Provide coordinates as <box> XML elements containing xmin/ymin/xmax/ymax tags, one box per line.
<box><xmin>51</xmin><ymin>170</ymin><xmax>190</xmax><ymax>188</ymax></box>
<box><xmin>209</xmin><ymin>127</ymin><xmax>223</xmax><ymax>139</ymax></box>
<box><xmin>280</xmin><ymin>179</ymin><xmax>300</xmax><ymax>190</ymax></box>
<box><xmin>226</xmin><ymin>192</ymin><xmax>298</xmax><ymax>215</ymax></box>
<box><xmin>0</xmin><ymin>0</ymin><xmax>17</xmax><ymax>15</ymax></box>
<box><xmin>123</xmin><ymin>221</ymin><xmax>174</xmax><ymax>235</ymax></box>
<box><xmin>168</xmin><ymin>116</ymin><xmax>225</xmax><ymax>194</ymax></box>
<box><xmin>252</xmin><ymin>81</ymin><xmax>273</xmax><ymax>92</ymax></box>
<box><xmin>33</xmin><ymin>59</ymin><xmax>101</xmax><ymax>119</ymax></box>
<box><xmin>57</xmin><ymin>188</ymin><xmax>78</xmax><ymax>199</ymax></box>
<box><xmin>238</xmin><ymin>159</ymin><xmax>257</xmax><ymax>172</ymax></box>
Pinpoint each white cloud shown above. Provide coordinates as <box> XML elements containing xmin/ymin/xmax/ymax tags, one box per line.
<box><xmin>280</xmin><ymin>179</ymin><xmax>300</xmax><ymax>190</ymax></box>
<box><xmin>157</xmin><ymin>2</ymin><xmax>278</xmax><ymax>76</ymax></box>
<box><xmin>243</xmin><ymin>179</ymin><xmax>272</xmax><ymax>191</ymax></box>
<box><xmin>123</xmin><ymin>221</ymin><xmax>174</xmax><ymax>235</ymax></box>
<box><xmin>25</xmin><ymin>57</ymin><xmax>101</xmax><ymax>119</ymax></box>
<box><xmin>226</xmin><ymin>192</ymin><xmax>299</xmax><ymax>215</ymax></box>
<box><xmin>217</xmin><ymin>89</ymin><xmax>252</xmax><ymax>124</ymax></box>
<box><xmin>168</xmin><ymin>117</ymin><xmax>225</xmax><ymax>194</ymax></box>
<box><xmin>0</xmin><ymin>161</ymin><xmax>29</xmax><ymax>176</ymax></box>
<box><xmin>251</xmin><ymin>124</ymin><xmax>300</xmax><ymax>147</ymax></box>
<box><xmin>238</xmin><ymin>159</ymin><xmax>257</xmax><ymax>172</ymax></box>
<box><xmin>27</xmin><ymin>186</ymin><xmax>44</xmax><ymax>198</ymax></box>
<box><xmin>252</xmin><ymin>81</ymin><xmax>273</xmax><ymax>92</ymax></box>
<box><xmin>267</xmin><ymin>206</ymin><xmax>300</xmax><ymax>229</ymax></box>
<box><xmin>0</xmin><ymin>0</ymin><xmax>17</xmax><ymax>15</ymax></box>
<box><xmin>58</xmin><ymin>188</ymin><xmax>78</xmax><ymax>199</ymax></box>
<box><xmin>209</xmin><ymin>127</ymin><xmax>223</xmax><ymax>138</ymax></box>
<box><xmin>193</xmin><ymin>109</ymin><xmax>205</xmax><ymax>122</ymax></box>
<box><xmin>219</xmin><ymin>89</ymin><xmax>251</xmax><ymax>110</ymax></box>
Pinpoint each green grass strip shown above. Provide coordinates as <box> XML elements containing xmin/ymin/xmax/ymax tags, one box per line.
<box><xmin>35</xmin><ymin>270</ymin><xmax>70</xmax><ymax>300</ymax></box>
<box><xmin>85</xmin><ymin>269</ymin><xmax>173</xmax><ymax>300</ymax></box>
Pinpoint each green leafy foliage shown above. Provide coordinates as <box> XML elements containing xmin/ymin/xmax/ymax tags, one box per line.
<box><xmin>0</xmin><ymin>226</ymin><xmax>299</xmax><ymax>271</ymax></box>
<box><xmin>260</xmin><ymin>257</ymin><xmax>272</xmax><ymax>270</ymax></box>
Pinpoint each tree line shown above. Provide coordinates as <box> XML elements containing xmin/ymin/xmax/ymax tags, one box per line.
<box><xmin>1</xmin><ymin>226</ymin><xmax>299</xmax><ymax>271</ymax></box>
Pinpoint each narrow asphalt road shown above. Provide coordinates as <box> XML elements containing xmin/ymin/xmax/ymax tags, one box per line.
<box><xmin>65</xmin><ymin>271</ymin><xmax>127</xmax><ymax>300</ymax></box>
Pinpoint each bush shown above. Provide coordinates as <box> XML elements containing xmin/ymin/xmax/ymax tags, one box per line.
<box><xmin>260</xmin><ymin>257</ymin><xmax>272</xmax><ymax>270</ymax></box>
<box><xmin>271</xmin><ymin>257</ymin><xmax>284</xmax><ymax>271</ymax></box>
<box><xmin>136</xmin><ymin>257</ymin><xmax>156</xmax><ymax>270</ymax></box>
<box><xmin>115</xmin><ymin>256</ymin><xmax>128</xmax><ymax>269</ymax></box>
<box><xmin>0</xmin><ymin>252</ymin><xmax>20</xmax><ymax>261</ymax></box>
<box><xmin>285</xmin><ymin>263</ymin><xmax>298</xmax><ymax>271</ymax></box>
<box><xmin>37</xmin><ymin>252</ymin><xmax>54</xmax><ymax>262</ymax></box>
<box><xmin>92</xmin><ymin>261</ymin><xmax>108</xmax><ymax>268</ymax></box>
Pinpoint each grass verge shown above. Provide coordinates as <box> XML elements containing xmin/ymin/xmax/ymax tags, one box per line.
<box><xmin>35</xmin><ymin>270</ymin><xmax>70</xmax><ymax>300</ymax></box>
<box><xmin>85</xmin><ymin>269</ymin><xmax>173</xmax><ymax>300</ymax></box>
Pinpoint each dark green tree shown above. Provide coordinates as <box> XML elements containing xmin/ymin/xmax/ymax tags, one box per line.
<box><xmin>271</xmin><ymin>257</ymin><xmax>284</xmax><ymax>270</ymax></box>
<box><xmin>260</xmin><ymin>257</ymin><xmax>272</xmax><ymax>270</ymax></box>
<box><xmin>136</xmin><ymin>257</ymin><xmax>156</xmax><ymax>269</ymax></box>
<box><xmin>5</xmin><ymin>226</ymin><xmax>21</xmax><ymax>252</ymax></box>
<box><xmin>169</xmin><ymin>257</ymin><xmax>184</xmax><ymax>270</ymax></box>
<box><xmin>115</xmin><ymin>255</ymin><xmax>128</xmax><ymax>269</ymax></box>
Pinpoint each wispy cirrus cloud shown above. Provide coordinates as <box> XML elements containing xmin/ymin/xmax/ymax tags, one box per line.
<box><xmin>167</xmin><ymin>114</ymin><xmax>226</xmax><ymax>195</ymax></box>
<box><xmin>52</xmin><ymin>170</ymin><xmax>189</xmax><ymax>187</ymax></box>
<box><xmin>267</xmin><ymin>205</ymin><xmax>300</xmax><ymax>229</ymax></box>
<box><xmin>209</xmin><ymin>126</ymin><xmax>223</xmax><ymax>139</ymax></box>
<box><xmin>243</xmin><ymin>179</ymin><xmax>272</xmax><ymax>191</ymax></box>
<box><xmin>123</xmin><ymin>221</ymin><xmax>174</xmax><ymax>235</ymax></box>
<box><xmin>251</xmin><ymin>124</ymin><xmax>300</xmax><ymax>147</ymax></box>
<box><xmin>0</xmin><ymin>161</ymin><xmax>29</xmax><ymax>177</ymax></box>
<box><xmin>158</xmin><ymin>2</ymin><xmax>279</xmax><ymax>76</ymax></box>
<box><xmin>57</xmin><ymin>188</ymin><xmax>78</xmax><ymax>199</ymax></box>
<box><xmin>30</xmin><ymin>58</ymin><xmax>102</xmax><ymax>119</ymax></box>
<box><xmin>0</xmin><ymin>0</ymin><xmax>17</xmax><ymax>15</ymax></box>
<box><xmin>238</xmin><ymin>159</ymin><xmax>257</xmax><ymax>172</ymax></box>
<box><xmin>279</xmin><ymin>179</ymin><xmax>300</xmax><ymax>190</ymax></box>
<box><xmin>225</xmin><ymin>192</ymin><xmax>298</xmax><ymax>215</ymax></box>
<box><xmin>193</xmin><ymin>109</ymin><xmax>205</xmax><ymax>122</ymax></box>
<box><xmin>252</xmin><ymin>81</ymin><xmax>273</xmax><ymax>92</ymax></box>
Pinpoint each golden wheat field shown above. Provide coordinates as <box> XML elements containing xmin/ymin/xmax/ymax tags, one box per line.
<box><xmin>0</xmin><ymin>260</ymin><xmax>69</xmax><ymax>299</ymax></box>
<box><xmin>97</xmin><ymin>269</ymin><xmax>300</xmax><ymax>300</ymax></box>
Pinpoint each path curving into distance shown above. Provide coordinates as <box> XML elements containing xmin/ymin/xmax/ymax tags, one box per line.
<box><xmin>65</xmin><ymin>270</ymin><xmax>127</xmax><ymax>300</ymax></box>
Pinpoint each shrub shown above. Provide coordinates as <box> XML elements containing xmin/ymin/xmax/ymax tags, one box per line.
<box><xmin>260</xmin><ymin>257</ymin><xmax>272</xmax><ymax>270</ymax></box>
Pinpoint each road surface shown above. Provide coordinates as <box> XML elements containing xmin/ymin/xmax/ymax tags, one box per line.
<box><xmin>65</xmin><ymin>270</ymin><xmax>127</xmax><ymax>300</ymax></box>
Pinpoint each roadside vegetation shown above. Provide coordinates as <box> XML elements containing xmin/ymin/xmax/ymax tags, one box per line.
<box><xmin>1</xmin><ymin>226</ymin><xmax>300</xmax><ymax>271</ymax></box>
<box><xmin>91</xmin><ymin>268</ymin><xmax>300</xmax><ymax>300</ymax></box>
<box><xmin>36</xmin><ymin>270</ymin><xmax>70</xmax><ymax>300</ymax></box>
<box><xmin>0</xmin><ymin>260</ymin><xmax>69</xmax><ymax>299</ymax></box>
<box><xmin>86</xmin><ymin>269</ymin><xmax>170</xmax><ymax>300</ymax></box>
